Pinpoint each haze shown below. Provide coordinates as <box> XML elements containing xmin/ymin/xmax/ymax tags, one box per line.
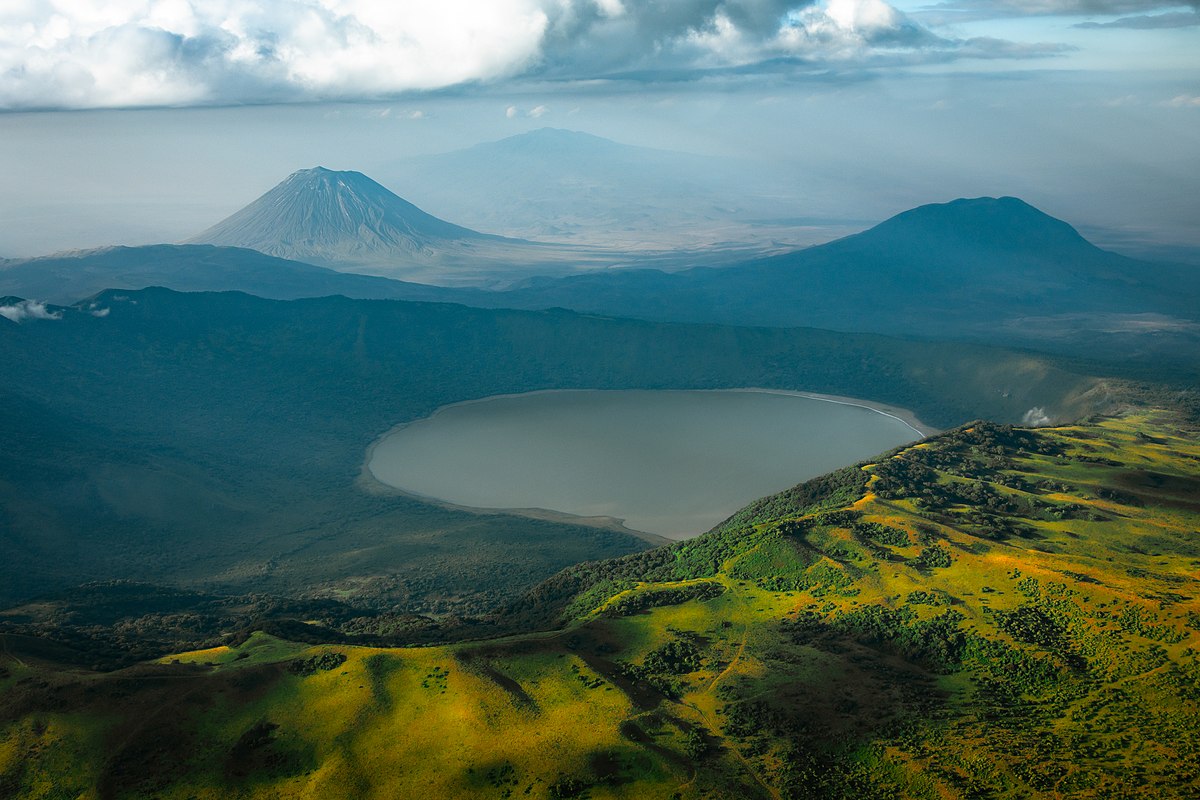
<box><xmin>1</xmin><ymin>0</ymin><xmax>1197</xmax><ymax>260</ymax></box>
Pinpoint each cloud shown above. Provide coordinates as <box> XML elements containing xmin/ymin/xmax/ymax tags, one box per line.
<box><xmin>505</xmin><ymin>104</ymin><xmax>552</xmax><ymax>117</ymax></box>
<box><xmin>1022</xmin><ymin>406</ymin><xmax>1053</xmax><ymax>426</ymax></box>
<box><xmin>1165</xmin><ymin>94</ymin><xmax>1200</xmax><ymax>107</ymax></box>
<box><xmin>0</xmin><ymin>0</ymin><xmax>1074</xmax><ymax>109</ymax></box>
<box><xmin>1</xmin><ymin>0</ymin><xmax>552</xmax><ymax>109</ymax></box>
<box><xmin>0</xmin><ymin>299</ymin><xmax>62</xmax><ymax>323</ymax></box>
<box><xmin>1075</xmin><ymin>9</ymin><xmax>1200</xmax><ymax>26</ymax></box>
<box><xmin>925</xmin><ymin>0</ymin><xmax>1198</xmax><ymax>21</ymax></box>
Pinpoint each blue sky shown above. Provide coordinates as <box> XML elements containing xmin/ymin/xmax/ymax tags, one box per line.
<box><xmin>0</xmin><ymin>0</ymin><xmax>1196</xmax><ymax>256</ymax></box>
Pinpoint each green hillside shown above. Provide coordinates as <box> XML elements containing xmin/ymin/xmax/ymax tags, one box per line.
<box><xmin>3</xmin><ymin>410</ymin><xmax>1197</xmax><ymax>798</ymax></box>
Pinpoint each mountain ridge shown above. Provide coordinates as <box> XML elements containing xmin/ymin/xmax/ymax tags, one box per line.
<box><xmin>377</xmin><ymin>128</ymin><xmax>818</xmax><ymax>248</ymax></box>
<box><xmin>476</xmin><ymin>195</ymin><xmax>1200</xmax><ymax>361</ymax></box>
<box><xmin>0</xmin><ymin>243</ymin><xmax>479</xmax><ymax>305</ymax></box>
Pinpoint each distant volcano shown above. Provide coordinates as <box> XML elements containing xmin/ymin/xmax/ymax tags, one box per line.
<box><xmin>186</xmin><ymin>167</ymin><xmax>504</xmax><ymax>269</ymax></box>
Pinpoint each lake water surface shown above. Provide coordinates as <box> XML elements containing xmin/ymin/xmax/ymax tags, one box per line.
<box><xmin>368</xmin><ymin>390</ymin><xmax>921</xmax><ymax>538</ymax></box>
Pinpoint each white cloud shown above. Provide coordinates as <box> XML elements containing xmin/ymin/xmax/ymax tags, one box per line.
<box><xmin>1022</xmin><ymin>406</ymin><xmax>1053</xmax><ymax>426</ymax></box>
<box><xmin>593</xmin><ymin>0</ymin><xmax>627</xmax><ymax>17</ymax></box>
<box><xmin>1075</xmin><ymin>10</ymin><xmax>1200</xmax><ymax>27</ymax></box>
<box><xmin>1166</xmin><ymin>94</ymin><xmax>1200</xmax><ymax>107</ymax></box>
<box><xmin>506</xmin><ymin>103</ymin><xmax>551</xmax><ymax>117</ymax></box>
<box><xmin>0</xmin><ymin>0</ymin><xmax>1075</xmax><ymax>109</ymax></box>
<box><xmin>0</xmin><ymin>0</ymin><xmax>551</xmax><ymax>109</ymax></box>
<box><xmin>925</xmin><ymin>0</ymin><xmax>1197</xmax><ymax>22</ymax></box>
<box><xmin>0</xmin><ymin>299</ymin><xmax>62</xmax><ymax>323</ymax></box>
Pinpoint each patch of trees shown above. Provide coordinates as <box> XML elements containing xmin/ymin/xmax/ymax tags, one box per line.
<box><xmin>287</xmin><ymin>651</ymin><xmax>347</xmax><ymax>676</ymax></box>
<box><xmin>913</xmin><ymin>545</ymin><xmax>952</xmax><ymax>570</ymax></box>
<box><xmin>1095</xmin><ymin>486</ymin><xmax>1144</xmax><ymax>507</ymax></box>
<box><xmin>906</xmin><ymin>590</ymin><xmax>949</xmax><ymax>605</ymax></box>
<box><xmin>682</xmin><ymin>727</ymin><xmax>711</xmax><ymax>760</ymax></box>
<box><xmin>787</xmin><ymin>605</ymin><xmax>968</xmax><ymax>673</ymax></box>
<box><xmin>617</xmin><ymin>635</ymin><xmax>704</xmax><ymax>699</ymax></box>
<box><xmin>604</xmin><ymin>582</ymin><xmax>724</xmax><ymax>617</ymax></box>
<box><xmin>995</xmin><ymin>607</ymin><xmax>1069</xmax><ymax>651</ymax></box>
<box><xmin>723</xmin><ymin>465</ymin><xmax>870</xmax><ymax>528</ymax></box>
<box><xmin>548</xmin><ymin>776</ymin><xmax>589</xmax><ymax>799</ymax></box>
<box><xmin>0</xmin><ymin>580</ymin><xmax>502</xmax><ymax>671</ymax></box>
<box><xmin>853</xmin><ymin>521</ymin><xmax>911</xmax><ymax>547</ymax></box>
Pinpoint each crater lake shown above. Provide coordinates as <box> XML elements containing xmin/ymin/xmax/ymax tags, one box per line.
<box><xmin>367</xmin><ymin>389</ymin><xmax>926</xmax><ymax>538</ymax></box>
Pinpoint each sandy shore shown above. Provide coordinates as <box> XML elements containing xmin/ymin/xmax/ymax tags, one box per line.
<box><xmin>719</xmin><ymin>388</ymin><xmax>940</xmax><ymax>438</ymax></box>
<box><xmin>356</xmin><ymin>462</ymin><xmax>669</xmax><ymax>544</ymax></box>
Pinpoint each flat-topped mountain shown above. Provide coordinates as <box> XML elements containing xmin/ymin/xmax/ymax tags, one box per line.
<box><xmin>187</xmin><ymin>167</ymin><xmax>514</xmax><ymax>268</ymax></box>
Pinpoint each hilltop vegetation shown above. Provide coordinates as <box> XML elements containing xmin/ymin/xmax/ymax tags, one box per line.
<box><xmin>3</xmin><ymin>410</ymin><xmax>1197</xmax><ymax>798</ymax></box>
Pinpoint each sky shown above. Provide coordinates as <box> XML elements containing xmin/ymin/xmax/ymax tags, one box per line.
<box><xmin>0</xmin><ymin>0</ymin><xmax>1197</xmax><ymax>257</ymax></box>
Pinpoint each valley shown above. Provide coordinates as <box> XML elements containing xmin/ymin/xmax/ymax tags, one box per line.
<box><xmin>0</xmin><ymin>287</ymin><xmax>1109</xmax><ymax>612</ymax></box>
<box><xmin>1</xmin><ymin>121</ymin><xmax>1197</xmax><ymax>800</ymax></box>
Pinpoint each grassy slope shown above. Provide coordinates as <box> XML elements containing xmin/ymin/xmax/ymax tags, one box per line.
<box><xmin>2</xmin><ymin>410</ymin><xmax>1198</xmax><ymax>798</ymax></box>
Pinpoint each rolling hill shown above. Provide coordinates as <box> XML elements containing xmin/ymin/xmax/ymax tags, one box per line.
<box><xmin>2</xmin><ymin>410</ymin><xmax>1197</xmax><ymax>797</ymax></box>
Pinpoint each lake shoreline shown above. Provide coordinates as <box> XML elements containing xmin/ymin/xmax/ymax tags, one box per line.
<box><xmin>358</xmin><ymin>387</ymin><xmax>937</xmax><ymax>541</ymax></box>
<box><xmin>726</xmin><ymin>388</ymin><xmax>940</xmax><ymax>438</ymax></box>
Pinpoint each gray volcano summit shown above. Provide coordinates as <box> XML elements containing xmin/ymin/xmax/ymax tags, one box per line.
<box><xmin>187</xmin><ymin>167</ymin><xmax>505</xmax><ymax>270</ymax></box>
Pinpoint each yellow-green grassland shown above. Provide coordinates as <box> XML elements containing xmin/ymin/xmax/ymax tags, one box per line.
<box><xmin>2</xmin><ymin>410</ymin><xmax>1199</xmax><ymax>799</ymax></box>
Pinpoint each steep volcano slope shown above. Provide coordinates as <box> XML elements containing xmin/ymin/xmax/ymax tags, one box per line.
<box><xmin>188</xmin><ymin>167</ymin><xmax>501</xmax><ymax>265</ymax></box>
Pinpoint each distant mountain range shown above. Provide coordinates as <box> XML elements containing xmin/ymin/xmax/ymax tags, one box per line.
<box><xmin>476</xmin><ymin>196</ymin><xmax>1200</xmax><ymax>362</ymax></box>
<box><xmin>184</xmin><ymin>166</ymin><xmax>616</xmax><ymax>286</ymax></box>
<box><xmin>377</xmin><ymin>128</ymin><xmax>827</xmax><ymax>248</ymax></box>
<box><xmin>0</xmin><ymin>244</ymin><xmax>473</xmax><ymax>306</ymax></box>
<box><xmin>5</xmin><ymin>189</ymin><xmax>1197</xmax><ymax>364</ymax></box>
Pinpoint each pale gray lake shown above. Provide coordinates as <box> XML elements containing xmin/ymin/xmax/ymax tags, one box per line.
<box><xmin>367</xmin><ymin>390</ymin><xmax>922</xmax><ymax>538</ymax></box>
